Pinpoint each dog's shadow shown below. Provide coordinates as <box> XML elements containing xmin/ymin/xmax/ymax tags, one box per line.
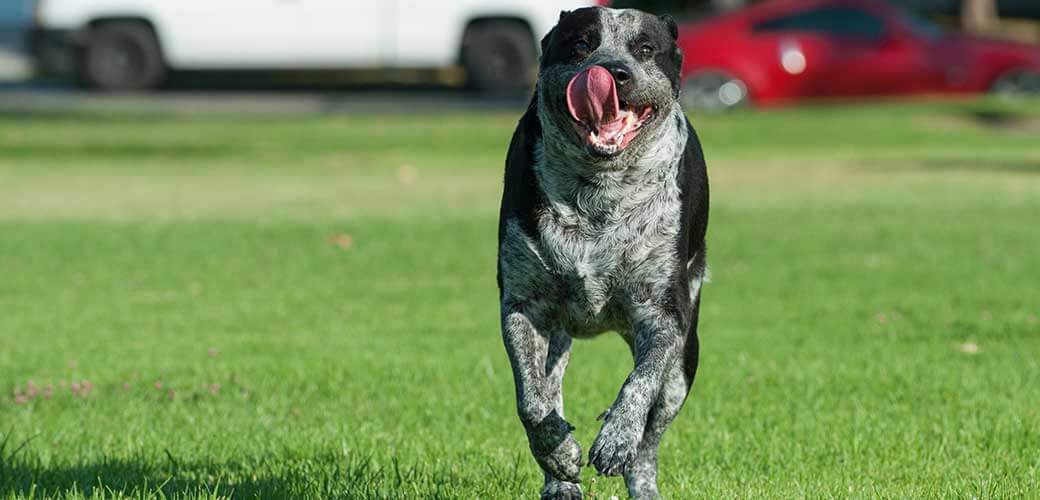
<box><xmin>0</xmin><ymin>450</ymin><xmax>535</xmax><ymax>498</ymax></box>
<box><xmin>0</xmin><ymin>457</ymin><xmax>297</xmax><ymax>498</ymax></box>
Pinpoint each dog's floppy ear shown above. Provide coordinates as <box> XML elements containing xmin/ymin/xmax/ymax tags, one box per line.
<box><xmin>657</xmin><ymin>14</ymin><xmax>683</xmax><ymax>96</ymax></box>
<box><xmin>659</xmin><ymin>14</ymin><xmax>678</xmax><ymax>40</ymax></box>
<box><xmin>671</xmin><ymin>45</ymin><xmax>685</xmax><ymax>96</ymax></box>
<box><xmin>539</xmin><ymin>27</ymin><xmax>555</xmax><ymax>64</ymax></box>
<box><xmin>540</xmin><ymin>11</ymin><xmax>568</xmax><ymax>64</ymax></box>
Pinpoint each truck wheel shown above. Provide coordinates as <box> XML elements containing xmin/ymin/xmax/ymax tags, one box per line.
<box><xmin>82</xmin><ymin>22</ymin><xmax>165</xmax><ymax>91</ymax></box>
<box><xmin>462</xmin><ymin>22</ymin><xmax>536</xmax><ymax>95</ymax></box>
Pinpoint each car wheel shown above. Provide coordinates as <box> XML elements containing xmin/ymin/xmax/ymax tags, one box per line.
<box><xmin>681</xmin><ymin>72</ymin><xmax>749</xmax><ymax>113</ymax></box>
<box><xmin>991</xmin><ymin>70</ymin><xmax>1040</xmax><ymax>96</ymax></box>
<box><xmin>82</xmin><ymin>22</ymin><xmax>165</xmax><ymax>91</ymax></box>
<box><xmin>462</xmin><ymin>22</ymin><xmax>536</xmax><ymax>95</ymax></box>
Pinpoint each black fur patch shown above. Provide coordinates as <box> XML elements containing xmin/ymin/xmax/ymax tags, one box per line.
<box><xmin>540</xmin><ymin>7</ymin><xmax>603</xmax><ymax>68</ymax></box>
<box><xmin>496</xmin><ymin>95</ymin><xmax>545</xmax><ymax>294</ymax></box>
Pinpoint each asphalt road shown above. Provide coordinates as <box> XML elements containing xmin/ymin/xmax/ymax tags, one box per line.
<box><xmin>0</xmin><ymin>83</ymin><xmax>531</xmax><ymax>115</ymax></box>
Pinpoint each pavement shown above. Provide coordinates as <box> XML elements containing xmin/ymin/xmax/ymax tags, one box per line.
<box><xmin>0</xmin><ymin>86</ymin><xmax>530</xmax><ymax>114</ymax></box>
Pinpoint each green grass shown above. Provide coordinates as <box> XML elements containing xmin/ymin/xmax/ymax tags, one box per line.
<box><xmin>1</xmin><ymin>99</ymin><xmax>1039</xmax><ymax>499</ymax></box>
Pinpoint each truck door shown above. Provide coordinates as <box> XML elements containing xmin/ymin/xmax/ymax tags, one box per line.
<box><xmin>156</xmin><ymin>0</ymin><xmax>304</xmax><ymax>68</ymax></box>
<box><xmin>296</xmin><ymin>0</ymin><xmax>389</xmax><ymax>66</ymax></box>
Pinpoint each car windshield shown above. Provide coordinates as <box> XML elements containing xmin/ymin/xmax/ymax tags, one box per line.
<box><xmin>610</xmin><ymin>0</ymin><xmax>715</xmax><ymax>20</ymax></box>
<box><xmin>753</xmin><ymin>6</ymin><xmax>886</xmax><ymax>40</ymax></box>
<box><xmin>899</xmin><ymin>9</ymin><xmax>944</xmax><ymax>39</ymax></box>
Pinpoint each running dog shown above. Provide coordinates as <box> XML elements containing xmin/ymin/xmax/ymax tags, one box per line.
<box><xmin>497</xmin><ymin>6</ymin><xmax>710</xmax><ymax>499</ymax></box>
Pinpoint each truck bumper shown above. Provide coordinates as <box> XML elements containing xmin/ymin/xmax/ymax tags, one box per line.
<box><xmin>28</xmin><ymin>28</ymin><xmax>82</xmax><ymax>77</ymax></box>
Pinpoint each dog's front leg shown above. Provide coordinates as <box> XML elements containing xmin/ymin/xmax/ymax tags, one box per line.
<box><xmin>589</xmin><ymin>309</ymin><xmax>681</xmax><ymax>477</ymax></box>
<box><xmin>502</xmin><ymin>305</ymin><xmax>584</xmax><ymax>486</ymax></box>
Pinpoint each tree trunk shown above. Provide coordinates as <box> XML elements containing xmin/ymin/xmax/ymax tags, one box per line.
<box><xmin>962</xmin><ymin>0</ymin><xmax>999</xmax><ymax>33</ymax></box>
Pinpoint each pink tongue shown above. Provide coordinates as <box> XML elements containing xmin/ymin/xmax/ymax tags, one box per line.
<box><xmin>566</xmin><ymin>66</ymin><xmax>620</xmax><ymax>130</ymax></box>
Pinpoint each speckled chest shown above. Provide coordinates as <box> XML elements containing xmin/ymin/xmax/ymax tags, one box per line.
<box><xmin>500</xmin><ymin>149</ymin><xmax>684</xmax><ymax>335</ymax></box>
<box><xmin>543</xmin><ymin>204</ymin><xmax>679</xmax><ymax>330</ymax></box>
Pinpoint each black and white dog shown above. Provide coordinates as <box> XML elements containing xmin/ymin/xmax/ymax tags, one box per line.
<box><xmin>497</xmin><ymin>7</ymin><xmax>709</xmax><ymax>500</ymax></box>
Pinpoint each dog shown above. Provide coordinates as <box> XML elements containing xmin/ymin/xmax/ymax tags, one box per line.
<box><xmin>496</xmin><ymin>7</ymin><xmax>709</xmax><ymax>499</ymax></box>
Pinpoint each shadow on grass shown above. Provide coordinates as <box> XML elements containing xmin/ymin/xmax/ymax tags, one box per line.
<box><xmin>862</xmin><ymin>156</ymin><xmax>1040</xmax><ymax>175</ymax></box>
<box><xmin>0</xmin><ymin>111</ymin><xmax>181</xmax><ymax>123</ymax></box>
<box><xmin>1</xmin><ymin>455</ymin><xmax>300</xmax><ymax>499</ymax></box>
<box><xmin>0</xmin><ymin>141</ymin><xmax>238</xmax><ymax>160</ymax></box>
<box><xmin>964</xmin><ymin>108</ymin><xmax>1040</xmax><ymax>131</ymax></box>
<box><xmin>1</xmin><ymin>458</ymin><xmax>288</xmax><ymax>498</ymax></box>
<box><xmin>0</xmin><ymin>451</ymin><xmax>534</xmax><ymax>499</ymax></box>
<box><xmin>909</xmin><ymin>157</ymin><xmax>1040</xmax><ymax>174</ymax></box>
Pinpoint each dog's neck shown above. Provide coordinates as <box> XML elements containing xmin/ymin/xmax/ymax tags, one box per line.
<box><xmin>534</xmin><ymin>101</ymin><xmax>687</xmax><ymax>218</ymax></box>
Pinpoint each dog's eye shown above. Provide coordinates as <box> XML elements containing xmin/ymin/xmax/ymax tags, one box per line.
<box><xmin>637</xmin><ymin>44</ymin><xmax>655</xmax><ymax>58</ymax></box>
<box><xmin>574</xmin><ymin>40</ymin><xmax>591</xmax><ymax>54</ymax></box>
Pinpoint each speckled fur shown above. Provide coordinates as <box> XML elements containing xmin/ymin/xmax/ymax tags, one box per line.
<box><xmin>498</xmin><ymin>7</ymin><xmax>710</xmax><ymax>499</ymax></box>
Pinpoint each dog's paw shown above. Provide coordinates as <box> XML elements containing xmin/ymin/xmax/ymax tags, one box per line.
<box><xmin>541</xmin><ymin>479</ymin><xmax>583</xmax><ymax>500</ymax></box>
<box><xmin>589</xmin><ymin>417</ymin><xmax>641</xmax><ymax>476</ymax></box>
<box><xmin>532</xmin><ymin>432</ymin><xmax>584</xmax><ymax>483</ymax></box>
<box><xmin>527</xmin><ymin>411</ymin><xmax>584</xmax><ymax>482</ymax></box>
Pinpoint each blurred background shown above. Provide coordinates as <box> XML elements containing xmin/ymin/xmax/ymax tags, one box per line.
<box><xmin>2</xmin><ymin>2</ymin><xmax>1040</xmax><ymax>498</ymax></box>
<box><xmin>0</xmin><ymin>0</ymin><xmax>1038</xmax><ymax>110</ymax></box>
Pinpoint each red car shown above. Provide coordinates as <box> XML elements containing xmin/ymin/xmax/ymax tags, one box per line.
<box><xmin>672</xmin><ymin>0</ymin><xmax>1040</xmax><ymax>110</ymax></box>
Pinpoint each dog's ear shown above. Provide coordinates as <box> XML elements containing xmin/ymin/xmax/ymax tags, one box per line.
<box><xmin>659</xmin><ymin>14</ymin><xmax>678</xmax><ymax>40</ymax></box>
<box><xmin>671</xmin><ymin>46</ymin><xmax>684</xmax><ymax>96</ymax></box>
<box><xmin>657</xmin><ymin>14</ymin><xmax>683</xmax><ymax>97</ymax></box>
<box><xmin>540</xmin><ymin>11</ymin><xmax>569</xmax><ymax>65</ymax></box>
<box><xmin>539</xmin><ymin>26</ymin><xmax>555</xmax><ymax>65</ymax></box>
<box><xmin>541</xmin><ymin>10</ymin><xmax>570</xmax><ymax>56</ymax></box>
<box><xmin>540</xmin><ymin>10</ymin><xmax>574</xmax><ymax>64</ymax></box>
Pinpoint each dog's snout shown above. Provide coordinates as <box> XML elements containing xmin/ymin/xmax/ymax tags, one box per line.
<box><xmin>603</xmin><ymin>63</ymin><xmax>632</xmax><ymax>86</ymax></box>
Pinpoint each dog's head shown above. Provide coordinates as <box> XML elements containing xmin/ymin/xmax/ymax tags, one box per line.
<box><xmin>537</xmin><ymin>7</ymin><xmax>683</xmax><ymax>162</ymax></box>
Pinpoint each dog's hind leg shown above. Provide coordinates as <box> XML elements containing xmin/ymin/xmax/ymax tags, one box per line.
<box><xmin>624</xmin><ymin>307</ymin><xmax>701</xmax><ymax>499</ymax></box>
<box><xmin>541</xmin><ymin>331</ymin><xmax>583</xmax><ymax>499</ymax></box>
<box><xmin>502</xmin><ymin>306</ymin><xmax>584</xmax><ymax>486</ymax></box>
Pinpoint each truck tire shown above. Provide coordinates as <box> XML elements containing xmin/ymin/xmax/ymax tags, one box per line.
<box><xmin>82</xmin><ymin>22</ymin><xmax>165</xmax><ymax>91</ymax></box>
<box><xmin>462</xmin><ymin>22</ymin><xmax>536</xmax><ymax>95</ymax></box>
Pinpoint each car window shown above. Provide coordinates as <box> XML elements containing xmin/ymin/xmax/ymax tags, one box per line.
<box><xmin>898</xmin><ymin>9</ymin><xmax>943</xmax><ymax>40</ymax></box>
<box><xmin>611</xmin><ymin>0</ymin><xmax>712</xmax><ymax>20</ymax></box>
<box><xmin>753</xmin><ymin>7</ymin><xmax>885</xmax><ymax>40</ymax></box>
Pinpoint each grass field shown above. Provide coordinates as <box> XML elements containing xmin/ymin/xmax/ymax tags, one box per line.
<box><xmin>1</xmin><ymin>99</ymin><xmax>1039</xmax><ymax>499</ymax></box>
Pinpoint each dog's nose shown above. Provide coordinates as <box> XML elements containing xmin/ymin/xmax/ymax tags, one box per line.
<box><xmin>603</xmin><ymin>63</ymin><xmax>632</xmax><ymax>86</ymax></box>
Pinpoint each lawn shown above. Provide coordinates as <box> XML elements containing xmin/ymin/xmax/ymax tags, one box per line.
<box><xmin>0</xmin><ymin>99</ymin><xmax>1038</xmax><ymax>499</ymax></box>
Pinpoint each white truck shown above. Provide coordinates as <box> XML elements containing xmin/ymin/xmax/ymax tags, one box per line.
<box><xmin>30</xmin><ymin>0</ymin><xmax>601</xmax><ymax>91</ymax></box>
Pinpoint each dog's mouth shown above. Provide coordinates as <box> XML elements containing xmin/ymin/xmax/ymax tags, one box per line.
<box><xmin>566</xmin><ymin>65</ymin><xmax>656</xmax><ymax>158</ymax></box>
